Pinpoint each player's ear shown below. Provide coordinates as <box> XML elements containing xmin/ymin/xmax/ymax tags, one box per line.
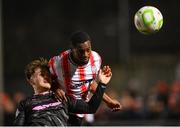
<box><xmin>27</xmin><ymin>77</ymin><xmax>34</xmax><ymax>86</ymax></box>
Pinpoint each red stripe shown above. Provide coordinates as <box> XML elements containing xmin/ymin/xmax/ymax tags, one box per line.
<box><xmin>90</xmin><ymin>53</ymin><xmax>96</xmax><ymax>79</ymax></box>
<box><xmin>61</xmin><ymin>51</ymin><xmax>71</xmax><ymax>94</ymax></box>
<box><xmin>49</xmin><ymin>58</ymin><xmax>57</xmax><ymax>77</ymax></box>
<box><xmin>79</xmin><ymin>67</ymin><xmax>85</xmax><ymax>81</ymax></box>
<box><xmin>81</xmin><ymin>84</ymin><xmax>87</xmax><ymax>92</ymax></box>
<box><xmin>79</xmin><ymin>66</ymin><xmax>86</xmax><ymax>94</ymax></box>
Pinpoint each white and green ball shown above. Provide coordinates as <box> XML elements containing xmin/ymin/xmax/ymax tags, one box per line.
<box><xmin>134</xmin><ymin>6</ymin><xmax>163</xmax><ymax>34</ymax></box>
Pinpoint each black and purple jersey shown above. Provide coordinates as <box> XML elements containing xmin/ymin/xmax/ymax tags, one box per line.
<box><xmin>13</xmin><ymin>83</ymin><xmax>106</xmax><ymax>126</ymax></box>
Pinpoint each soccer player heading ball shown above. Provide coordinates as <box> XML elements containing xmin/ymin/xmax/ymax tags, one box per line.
<box><xmin>49</xmin><ymin>31</ymin><xmax>122</xmax><ymax>125</ymax></box>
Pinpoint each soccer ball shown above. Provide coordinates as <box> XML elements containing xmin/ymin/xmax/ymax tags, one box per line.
<box><xmin>134</xmin><ymin>6</ymin><xmax>163</xmax><ymax>34</ymax></box>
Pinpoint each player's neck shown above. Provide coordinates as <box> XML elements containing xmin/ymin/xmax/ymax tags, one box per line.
<box><xmin>34</xmin><ymin>88</ymin><xmax>50</xmax><ymax>95</ymax></box>
<box><xmin>70</xmin><ymin>51</ymin><xmax>86</xmax><ymax>66</ymax></box>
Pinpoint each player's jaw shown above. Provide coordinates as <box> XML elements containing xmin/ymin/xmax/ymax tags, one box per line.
<box><xmin>78</xmin><ymin>53</ymin><xmax>90</xmax><ymax>64</ymax></box>
<box><xmin>73</xmin><ymin>52</ymin><xmax>91</xmax><ymax>65</ymax></box>
<box><xmin>71</xmin><ymin>41</ymin><xmax>92</xmax><ymax>65</ymax></box>
<box><xmin>30</xmin><ymin>68</ymin><xmax>52</xmax><ymax>94</ymax></box>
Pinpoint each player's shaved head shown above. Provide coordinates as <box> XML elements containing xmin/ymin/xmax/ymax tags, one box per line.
<box><xmin>70</xmin><ymin>31</ymin><xmax>91</xmax><ymax>47</ymax></box>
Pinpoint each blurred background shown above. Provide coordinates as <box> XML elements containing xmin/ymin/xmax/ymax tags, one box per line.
<box><xmin>1</xmin><ymin>0</ymin><xmax>180</xmax><ymax>125</ymax></box>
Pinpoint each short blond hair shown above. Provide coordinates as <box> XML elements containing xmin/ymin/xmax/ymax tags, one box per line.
<box><xmin>25</xmin><ymin>57</ymin><xmax>49</xmax><ymax>80</ymax></box>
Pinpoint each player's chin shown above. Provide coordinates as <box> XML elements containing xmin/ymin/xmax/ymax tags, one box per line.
<box><xmin>80</xmin><ymin>59</ymin><xmax>89</xmax><ymax>64</ymax></box>
<box><xmin>42</xmin><ymin>83</ymin><xmax>51</xmax><ymax>89</ymax></box>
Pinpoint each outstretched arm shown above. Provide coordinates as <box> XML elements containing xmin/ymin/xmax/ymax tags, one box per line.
<box><xmin>68</xmin><ymin>83</ymin><xmax>106</xmax><ymax>113</ymax></box>
<box><xmin>90</xmin><ymin>66</ymin><xmax>123</xmax><ymax>112</ymax></box>
<box><xmin>102</xmin><ymin>92</ymin><xmax>122</xmax><ymax>112</ymax></box>
<box><xmin>68</xmin><ymin>67</ymin><xmax>112</xmax><ymax>113</ymax></box>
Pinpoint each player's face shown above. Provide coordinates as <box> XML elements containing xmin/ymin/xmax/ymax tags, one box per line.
<box><xmin>30</xmin><ymin>68</ymin><xmax>52</xmax><ymax>93</ymax></box>
<box><xmin>72</xmin><ymin>40</ymin><xmax>91</xmax><ymax>65</ymax></box>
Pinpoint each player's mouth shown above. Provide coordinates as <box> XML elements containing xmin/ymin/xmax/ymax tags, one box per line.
<box><xmin>43</xmin><ymin>80</ymin><xmax>48</xmax><ymax>83</ymax></box>
<box><xmin>81</xmin><ymin>58</ymin><xmax>89</xmax><ymax>63</ymax></box>
<box><xmin>43</xmin><ymin>77</ymin><xmax>51</xmax><ymax>84</ymax></box>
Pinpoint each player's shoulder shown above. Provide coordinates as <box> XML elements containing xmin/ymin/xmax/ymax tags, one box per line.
<box><xmin>59</xmin><ymin>50</ymin><xmax>70</xmax><ymax>58</ymax></box>
<box><xmin>91</xmin><ymin>50</ymin><xmax>101</xmax><ymax>60</ymax></box>
<box><xmin>50</xmin><ymin>50</ymin><xmax>70</xmax><ymax>61</ymax></box>
<box><xmin>18</xmin><ymin>96</ymin><xmax>32</xmax><ymax>109</ymax></box>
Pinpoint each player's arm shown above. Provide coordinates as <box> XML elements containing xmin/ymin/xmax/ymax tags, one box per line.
<box><xmin>90</xmin><ymin>66</ymin><xmax>122</xmax><ymax>112</ymax></box>
<box><xmin>102</xmin><ymin>92</ymin><xmax>122</xmax><ymax>111</ymax></box>
<box><xmin>51</xmin><ymin>77</ymin><xmax>67</xmax><ymax>101</ymax></box>
<box><xmin>13</xmin><ymin>101</ymin><xmax>26</xmax><ymax>125</ymax></box>
<box><xmin>67</xmin><ymin>68</ymin><xmax>111</xmax><ymax>113</ymax></box>
<box><xmin>49</xmin><ymin>57</ymin><xmax>67</xmax><ymax>101</ymax></box>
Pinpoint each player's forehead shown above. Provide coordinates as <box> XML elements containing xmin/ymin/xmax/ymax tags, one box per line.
<box><xmin>33</xmin><ymin>68</ymin><xmax>41</xmax><ymax>75</ymax></box>
<box><xmin>30</xmin><ymin>68</ymin><xmax>41</xmax><ymax>79</ymax></box>
<box><xmin>75</xmin><ymin>40</ymin><xmax>91</xmax><ymax>49</ymax></box>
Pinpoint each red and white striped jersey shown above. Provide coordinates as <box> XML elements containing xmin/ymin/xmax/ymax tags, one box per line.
<box><xmin>49</xmin><ymin>50</ymin><xmax>102</xmax><ymax>100</ymax></box>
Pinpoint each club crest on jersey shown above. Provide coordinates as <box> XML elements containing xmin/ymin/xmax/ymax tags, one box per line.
<box><xmin>71</xmin><ymin>79</ymin><xmax>92</xmax><ymax>89</ymax></box>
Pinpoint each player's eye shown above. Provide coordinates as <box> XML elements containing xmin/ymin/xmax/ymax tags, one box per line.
<box><xmin>86</xmin><ymin>49</ymin><xmax>91</xmax><ymax>53</ymax></box>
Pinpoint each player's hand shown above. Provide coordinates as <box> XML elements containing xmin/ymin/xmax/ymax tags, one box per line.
<box><xmin>98</xmin><ymin>65</ymin><xmax>112</xmax><ymax>85</ymax></box>
<box><xmin>55</xmin><ymin>89</ymin><xmax>67</xmax><ymax>102</ymax></box>
<box><xmin>102</xmin><ymin>65</ymin><xmax>112</xmax><ymax>77</ymax></box>
<box><xmin>106</xmin><ymin>99</ymin><xmax>123</xmax><ymax>112</ymax></box>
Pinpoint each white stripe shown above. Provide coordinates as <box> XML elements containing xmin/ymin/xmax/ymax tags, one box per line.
<box><xmin>53</xmin><ymin>50</ymin><xmax>101</xmax><ymax>99</ymax></box>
